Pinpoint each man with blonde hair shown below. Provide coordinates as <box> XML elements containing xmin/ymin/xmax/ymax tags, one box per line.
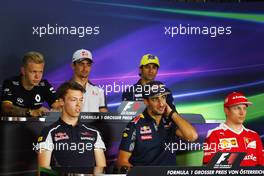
<box><xmin>1</xmin><ymin>51</ymin><xmax>59</xmax><ymax>117</ymax></box>
<box><xmin>203</xmin><ymin>92</ymin><xmax>264</xmax><ymax>166</ymax></box>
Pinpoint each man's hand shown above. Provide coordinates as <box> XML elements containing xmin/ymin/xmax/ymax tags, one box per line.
<box><xmin>163</xmin><ymin>102</ymin><xmax>198</xmax><ymax>142</ymax></box>
<box><xmin>117</xmin><ymin>150</ymin><xmax>133</xmax><ymax>168</ymax></box>
<box><xmin>1</xmin><ymin>102</ymin><xmax>49</xmax><ymax>117</ymax></box>
<box><xmin>30</xmin><ymin>106</ymin><xmax>49</xmax><ymax>117</ymax></box>
<box><xmin>51</xmin><ymin>100</ymin><xmax>62</xmax><ymax>112</ymax></box>
<box><xmin>164</xmin><ymin>103</ymin><xmax>173</xmax><ymax>117</ymax></box>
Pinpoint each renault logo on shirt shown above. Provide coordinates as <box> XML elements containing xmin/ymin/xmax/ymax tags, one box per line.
<box><xmin>35</xmin><ymin>94</ymin><xmax>41</xmax><ymax>102</ymax></box>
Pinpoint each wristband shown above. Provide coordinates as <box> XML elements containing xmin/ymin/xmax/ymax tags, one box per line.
<box><xmin>168</xmin><ymin>110</ymin><xmax>176</xmax><ymax>119</ymax></box>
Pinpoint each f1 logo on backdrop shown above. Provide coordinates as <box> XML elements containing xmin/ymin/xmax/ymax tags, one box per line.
<box><xmin>123</xmin><ymin>102</ymin><xmax>134</xmax><ymax>112</ymax></box>
<box><xmin>208</xmin><ymin>152</ymin><xmax>246</xmax><ymax>169</ymax></box>
<box><xmin>118</xmin><ymin>101</ymin><xmax>146</xmax><ymax>116</ymax></box>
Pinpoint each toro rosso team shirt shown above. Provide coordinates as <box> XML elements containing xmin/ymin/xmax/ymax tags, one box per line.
<box><xmin>37</xmin><ymin>118</ymin><xmax>106</xmax><ymax>167</ymax></box>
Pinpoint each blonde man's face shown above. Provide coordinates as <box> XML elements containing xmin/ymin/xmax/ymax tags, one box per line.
<box><xmin>22</xmin><ymin>62</ymin><xmax>44</xmax><ymax>86</ymax></box>
<box><xmin>225</xmin><ymin>104</ymin><xmax>247</xmax><ymax>125</ymax></box>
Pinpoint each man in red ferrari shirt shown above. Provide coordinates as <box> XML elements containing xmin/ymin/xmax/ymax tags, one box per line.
<box><xmin>203</xmin><ymin>92</ymin><xmax>264</xmax><ymax>166</ymax></box>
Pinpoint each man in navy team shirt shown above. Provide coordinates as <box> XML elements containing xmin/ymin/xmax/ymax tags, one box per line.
<box><xmin>117</xmin><ymin>81</ymin><xmax>198</xmax><ymax>167</ymax></box>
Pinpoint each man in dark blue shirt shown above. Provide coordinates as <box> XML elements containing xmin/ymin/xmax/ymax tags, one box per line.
<box><xmin>122</xmin><ymin>54</ymin><xmax>175</xmax><ymax>110</ymax></box>
<box><xmin>117</xmin><ymin>81</ymin><xmax>198</xmax><ymax>167</ymax></box>
<box><xmin>37</xmin><ymin>81</ymin><xmax>106</xmax><ymax>172</ymax></box>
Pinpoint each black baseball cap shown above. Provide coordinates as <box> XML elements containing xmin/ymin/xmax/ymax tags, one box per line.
<box><xmin>143</xmin><ymin>81</ymin><xmax>171</xmax><ymax>99</ymax></box>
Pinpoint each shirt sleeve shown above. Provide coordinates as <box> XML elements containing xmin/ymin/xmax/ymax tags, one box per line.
<box><xmin>42</xmin><ymin>80</ymin><xmax>57</xmax><ymax>107</ymax></box>
<box><xmin>94</xmin><ymin>130</ymin><xmax>106</xmax><ymax>151</ymax></box>
<box><xmin>98</xmin><ymin>88</ymin><xmax>107</xmax><ymax>109</ymax></box>
<box><xmin>36</xmin><ymin>127</ymin><xmax>54</xmax><ymax>152</ymax></box>
<box><xmin>1</xmin><ymin>79</ymin><xmax>14</xmax><ymax>103</ymax></box>
<box><xmin>122</xmin><ymin>86</ymin><xmax>134</xmax><ymax>101</ymax></box>
<box><xmin>255</xmin><ymin>134</ymin><xmax>264</xmax><ymax>166</ymax></box>
<box><xmin>262</xmin><ymin>149</ymin><xmax>264</xmax><ymax>166</ymax></box>
<box><xmin>203</xmin><ymin>130</ymin><xmax>219</xmax><ymax>165</ymax></box>
<box><xmin>119</xmin><ymin>121</ymin><xmax>137</xmax><ymax>153</ymax></box>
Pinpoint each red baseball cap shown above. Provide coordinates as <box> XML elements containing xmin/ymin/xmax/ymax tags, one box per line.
<box><xmin>224</xmin><ymin>92</ymin><xmax>253</xmax><ymax>107</ymax></box>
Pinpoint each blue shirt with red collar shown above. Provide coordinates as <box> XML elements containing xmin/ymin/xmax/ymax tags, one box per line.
<box><xmin>37</xmin><ymin>118</ymin><xmax>106</xmax><ymax>167</ymax></box>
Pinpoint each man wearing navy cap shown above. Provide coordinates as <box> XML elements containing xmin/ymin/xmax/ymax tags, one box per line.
<box><xmin>117</xmin><ymin>81</ymin><xmax>198</xmax><ymax>167</ymax></box>
<box><xmin>203</xmin><ymin>92</ymin><xmax>264</xmax><ymax>166</ymax></box>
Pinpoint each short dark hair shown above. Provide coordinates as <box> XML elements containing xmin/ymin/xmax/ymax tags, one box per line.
<box><xmin>57</xmin><ymin>81</ymin><xmax>85</xmax><ymax>99</ymax></box>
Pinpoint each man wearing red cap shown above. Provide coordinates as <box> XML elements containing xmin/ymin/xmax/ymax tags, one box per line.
<box><xmin>203</xmin><ymin>92</ymin><xmax>264</xmax><ymax>166</ymax></box>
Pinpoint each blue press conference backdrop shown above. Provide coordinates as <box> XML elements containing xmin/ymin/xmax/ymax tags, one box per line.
<box><xmin>0</xmin><ymin>0</ymin><xmax>264</xmax><ymax>142</ymax></box>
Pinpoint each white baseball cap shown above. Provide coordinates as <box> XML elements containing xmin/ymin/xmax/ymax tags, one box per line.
<box><xmin>72</xmin><ymin>49</ymin><xmax>93</xmax><ymax>63</ymax></box>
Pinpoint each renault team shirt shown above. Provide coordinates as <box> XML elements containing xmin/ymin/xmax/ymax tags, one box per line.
<box><xmin>1</xmin><ymin>76</ymin><xmax>57</xmax><ymax>109</ymax></box>
<box><xmin>37</xmin><ymin>118</ymin><xmax>106</xmax><ymax>167</ymax></box>
<box><xmin>203</xmin><ymin>123</ymin><xmax>264</xmax><ymax>166</ymax></box>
